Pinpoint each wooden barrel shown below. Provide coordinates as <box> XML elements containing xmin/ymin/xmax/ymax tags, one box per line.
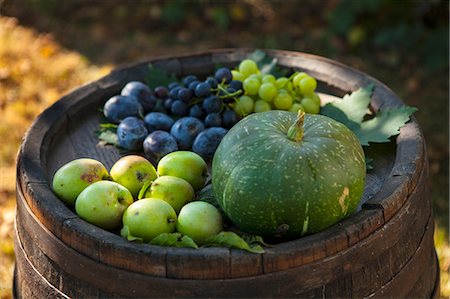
<box><xmin>14</xmin><ymin>49</ymin><xmax>439</xmax><ymax>298</ymax></box>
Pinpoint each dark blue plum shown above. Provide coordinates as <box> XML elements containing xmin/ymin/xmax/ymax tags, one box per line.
<box><xmin>178</xmin><ymin>87</ymin><xmax>194</xmax><ymax>103</ymax></box>
<box><xmin>121</xmin><ymin>81</ymin><xmax>156</xmax><ymax>113</ymax></box>
<box><xmin>144</xmin><ymin>112</ymin><xmax>174</xmax><ymax>132</ymax></box>
<box><xmin>117</xmin><ymin>117</ymin><xmax>148</xmax><ymax>151</ymax></box>
<box><xmin>194</xmin><ymin>82</ymin><xmax>211</xmax><ymax>98</ymax></box>
<box><xmin>143</xmin><ymin>130</ymin><xmax>178</xmax><ymax>164</ymax></box>
<box><xmin>214</xmin><ymin>67</ymin><xmax>232</xmax><ymax>84</ymax></box>
<box><xmin>183</xmin><ymin>75</ymin><xmax>199</xmax><ymax>87</ymax></box>
<box><xmin>170</xmin><ymin>117</ymin><xmax>205</xmax><ymax>149</ymax></box>
<box><xmin>222</xmin><ymin>110</ymin><xmax>239</xmax><ymax>128</ymax></box>
<box><xmin>189</xmin><ymin>104</ymin><xmax>206</xmax><ymax>119</ymax></box>
<box><xmin>192</xmin><ymin>127</ymin><xmax>228</xmax><ymax>161</ymax></box>
<box><xmin>171</xmin><ymin>100</ymin><xmax>189</xmax><ymax>116</ymax></box>
<box><xmin>202</xmin><ymin>95</ymin><xmax>222</xmax><ymax>113</ymax></box>
<box><xmin>103</xmin><ymin>95</ymin><xmax>143</xmax><ymax>123</ymax></box>
<box><xmin>154</xmin><ymin>86</ymin><xmax>169</xmax><ymax>99</ymax></box>
<box><xmin>229</xmin><ymin>80</ymin><xmax>243</xmax><ymax>91</ymax></box>
<box><xmin>205</xmin><ymin>76</ymin><xmax>218</xmax><ymax>89</ymax></box>
<box><xmin>204</xmin><ymin>113</ymin><xmax>222</xmax><ymax>127</ymax></box>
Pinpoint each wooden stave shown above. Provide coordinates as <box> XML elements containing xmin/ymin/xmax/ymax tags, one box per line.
<box><xmin>14</xmin><ymin>49</ymin><xmax>434</xmax><ymax>290</ymax></box>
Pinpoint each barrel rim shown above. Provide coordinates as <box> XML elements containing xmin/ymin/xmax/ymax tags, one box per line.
<box><xmin>16</xmin><ymin>48</ymin><xmax>425</xmax><ymax>278</ymax></box>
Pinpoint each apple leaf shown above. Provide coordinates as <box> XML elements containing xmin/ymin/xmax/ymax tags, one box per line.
<box><xmin>98</xmin><ymin>130</ymin><xmax>119</xmax><ymax>146</ymax></box>
<box><xmin>146</xmin><ymin>64</ymin><xmax>178</xmax><ymax>90</ymax></box>
<box><xmin>204</xmin><ymin>231</ymin><xmax>264</xmax><ymax>253</ymax></box>
<box><xmin>150</xmin><ymin>233</ymin><xmax>198</xmax><ymax>249</ymax></box>
<box><xmin>120</xmin><ymin>225</ymin><xmax>144</xmax><ymax>242</ymax></box>
<box><xmin>138</xmin><ymin>180</ymin><xmax>153</xmax><ymax>200</ymax></box>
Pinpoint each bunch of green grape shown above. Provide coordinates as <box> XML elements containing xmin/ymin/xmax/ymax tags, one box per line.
<box><xmin>230</xmin><ymin>59</ymin><xmax>321</xmax><ymax>117</ymax></box>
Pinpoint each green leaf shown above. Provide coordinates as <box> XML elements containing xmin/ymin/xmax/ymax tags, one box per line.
<box><xmin>138</xmin><ymin>179</ymin><xmax>153</xmax><ymax>200</ymax></box>
<box><xmin>354</xmin><ymin>106</ymin><xmax>418</xmax><ymax>146</ymax></box>
<box><xmin>204</xmin><ymin>231</ymin><xmax>264</xmax><ymax>253</ymax></box>
<box><xmin>321</xmin><ymin>84</ymin><xmax>374</xmax><ymax>130</ymax></box>
<box><xmin>246</xmin><ymin>49</ymin><xmax>287</xmax><ymax>77</ymax></box>
<box><xmin>150</xmin><ymin>233</ymin><xmax>198</xmax><ymax>249</ymax></box>
<box><xmin>120</xmin><ymin>225</ymin><xmax>144</xmax><ymax>242</ymax></box>
<box><xmin>98</xmin><ymin>130</ymin><xmax>119</xmax><ymax>146</ymax></box>
<box><xmin>146</xmin><ymin>64</ymin><xmax>178</xmax><ymax>90</ymax></box>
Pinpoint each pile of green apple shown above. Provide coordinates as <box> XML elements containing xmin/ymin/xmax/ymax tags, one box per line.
<box><xmin>52</xmin><ymin>151</ymin><xmax>223</xmax><ymax>246</ymax></box>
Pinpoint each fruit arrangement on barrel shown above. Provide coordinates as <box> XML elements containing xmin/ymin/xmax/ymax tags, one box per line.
<box><xmin>51</xmin><ymin>51</ymin><xmax>417</xmax><ymax>252</ymax></box>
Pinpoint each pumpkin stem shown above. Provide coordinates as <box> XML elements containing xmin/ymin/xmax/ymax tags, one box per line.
<box><xmin>287</xmin><ymin>110</ymin><xmax>305</xmax><ymax>142</ymax></box>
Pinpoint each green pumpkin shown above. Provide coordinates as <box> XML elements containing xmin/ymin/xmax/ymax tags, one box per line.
<box><xmin>211</xmin><ymin>110</ymin><xmax>366</xmax><ymax>238</ymax></box>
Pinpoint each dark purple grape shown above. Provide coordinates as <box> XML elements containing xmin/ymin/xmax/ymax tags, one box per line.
<box><xmin>168</xmin><ymin>82</ymin><xmax>181</xmax><ymax>90</ymax></box>
<box><xmin>222</xmin><ymin>110</ymin><xmax>239</xmax><ymax>128</ymax></box>
<box><xmin>189</xmin><ymin>104</ymin><xmax>206</xmax><ymax>120</ymax></box>
<box><xmin>229</xmin><ymin>80</ymin><xmax>243</xmax><ymax>91</ymax></box>
<box><xmin>171</xmin><ymin>100</ymin><xmax>189</xmax><ymax>116</ymax></box>
<box><xmin>144</xmin><ymin>112</ymin><xmax>174</xmax><ymax>132</ymax></box>
<box><xmin>121</xmin><ymin>81</ymin><xmax>156</xmax><ymax>113</ymax></box>
<box><xmin>154</xmin><ymin>86</ymin><xmax>169</xmax><ymax>99</ymax></box>
<box><xmin>168</xmin><ymin>86</ymin><xmax>181</xmax><ymax>100</ymax></box>
<box><xmin>192</xmin><ymin>127</ymin><xmax>228</xmax><ymax>161</ymax></box>
<box><xmin>103</xmin><ymin>95</ymin><xmax>143</xmax><ymax>123</ymax></box>
<box><xmin>214</xmin><ymin>67</ymin><xmax>232</xmax><ymax>84</ymax></box>
<box><xmin>117</xmin><ymin>117</ymin><xmax>148</xmax><ymax>151</ymax></box>
<box><xmin>204</xmin><ymin>113</ymin><xmax>222</xmax><ymax>127</ymax></box>
<box><xmin>194</xmin><ymin>82</ymin><xmax>212</xmax><ymax>98</ymax></box>
<box><xmin>143</xmin><ymin>130</ymin><xmax>178</xmax><ymax>164</ymax></box>
<box><xmin>178</xmin><ymin>87</ymin><xmax>194</xmax><ymax>103</ymax></box>
<box><xmin>205</xmin><ymin>76</ymin><xmax>218</xmax><ymax>89</ymax></box>
<box><xmin>202</xmin><ymin>95</ymin><xmax>222</xmax><ymax>114</ymax></box>
<box><xmin>170</xmin><ymin>117</ymin><xmax>205</xmax><ymax>149</ymax></box>
<box><xmin>183</xmin><ymin>75</ymin><xmax>199</xmax><ymax>87</ymax></box>
<box><xmin>164</xmin><ymin>98</ymin><xmax>174</xmax><ymax>111</ymax></box>
<box><xmin>188</xmin><ymin>81</ymin><xmax>200</xmax><ymax>91</ymax></box>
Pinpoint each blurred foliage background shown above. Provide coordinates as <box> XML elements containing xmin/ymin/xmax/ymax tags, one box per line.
<box><xmin>0</xmin><ymin>0</ymin><xmax>448</xmax><ymax>298</ymax></box>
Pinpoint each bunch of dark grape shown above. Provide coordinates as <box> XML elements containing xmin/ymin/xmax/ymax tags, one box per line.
<box><xmin>103</xmin><ymin>67</ymin><xmax>243</xmax><ymax>164</ymax></box>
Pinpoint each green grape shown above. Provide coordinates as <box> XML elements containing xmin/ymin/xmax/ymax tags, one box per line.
<box><xmin>248</xmin><ymin>73</ymin><xmax>262</xmax><ymax>81</ymax></box>
<box><xmin>262</xmin><ymin>74</ymin><xmax>276</xmax><ymax>84</ymax></box>
<box><xmin>292</xmin><ymin>72</ymin><xmax>308</xmax><ymax>88</ymax></box>
<box><xmin>275</xmin><ymin>77</ymin><xmax>289</xmax><ymax>89</ymax></box>
<box><xmin>273</xmin><ymin>93</ymin><xmax>293</xmax><ymax>110</ymax></box>
<box><xmin>239</xmin><ymin>59</ymin><xmax>259</xmax><ymax>77</ymax></box>
<box><xmin>299</xmin><ymin>76</ymin><xmax>317</xmax><ymax>94</ymax></box>
<box><xmin>301</xmin><ymin>97</ymin><xmax>320</xmax><ymax>114</ymax></box>
<box><xmin>304</xmin><ymin>92</ymin><xmax>321</xmax><ymax>106</ymax></box>
<box><xmin>254</xmin><ymin>100</ymin><xmax>272</xmax><ymax>113</ymax></box>
<box><xmin>243</xmin><ymin>77</ymin><xmax>261</xmax><ymax>96</ymax></box>
<box><xmin>289</xmin><ymin>103</ymin><xmax>305</xmax><ymax>113</ymax></box>
<box><xmin>258</xmin><ymin>82</ymin><xmax>278</xmax><ymax>102</ymax></box>
<box><xmin>234</xmin><ymin>95</ymin><xmax>255</xmax><ymax>116</ymax></box>
<box><xmin>232</xmin><ymin>70</ymin><xmax>246</xmax><ymax>81</ymax></box>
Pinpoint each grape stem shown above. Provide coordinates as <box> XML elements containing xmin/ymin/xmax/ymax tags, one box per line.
<box><xmin>287</xmin><ymin>110</ymin><xmax>305</xmax><ymax>142</ymax></box>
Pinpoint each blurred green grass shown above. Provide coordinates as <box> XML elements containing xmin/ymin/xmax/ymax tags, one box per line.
<box><xmin>0</xmin><ymin>0</ymin><xmax>448</xmax><ymax>298</ymax></box>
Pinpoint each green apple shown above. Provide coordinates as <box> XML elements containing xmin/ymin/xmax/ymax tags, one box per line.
<box><xmin>110</xmin><ymin>155</ymin><xmax>157</xmax><ymax>198</ymax></box>
<box><xmin>52</xmin><ymin>158</ymin><xmax>109</xmax><ymax>205</ymax></box>
<box><xmin>75</xmin><ymin>180</ymin><xmax>133</xmax><ymax>230</ymax></box>
<box><xmin>121</xmin><ymin>198</ymin><xmax>177</xmax><ymax>242</ymax></box>
<box><xmin>157</xmin><ymin>151</ymin><xmax>208</xmax><ymax>191</ymax></box>
<box><xmin>176</xmin><ymin>201</ymin><xmax>223</xmax><ymax>245</ymax></box>
<box><xmin>141</xmin><ymin>176</ymin><xmax>195</xmax><ymax>213</ymax></box>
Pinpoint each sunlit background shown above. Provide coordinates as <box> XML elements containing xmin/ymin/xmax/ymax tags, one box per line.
<box><xmin>0</xmin><ymin>1</ymin><xmax>448</xmax><ymax>298</ymax></box>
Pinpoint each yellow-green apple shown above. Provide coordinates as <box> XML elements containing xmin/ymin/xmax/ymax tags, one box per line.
<box><xmin>75</xmin><ymin>180</ymin><xmax>133</xmax><ymax>230</ymax></box>
<box><xmin>157</xmin><ymin>151</ymin><xmax>207</xmax><ymax>191</ymax></box>
<box><xmin>110</xmin><ymin>155</ymin><xmax>157</xmax><ymax>198</ymax></box>
<box><xmin>121</xmin><ymin>198</ymin><xmax>177</xmax><ymax>242</ymax></box>
<box><xmin>176</xmin><ymin>201</ymin><xmax>223</xmax><ymax>245</ymax></box>
<box><xmin>141</xmin><ymin>175</ymin><xmax>195</xmax><ymax>213</ymax></box>
<box><xmin>52</xmin><ymin>158</ymin><xmax>109</xmax><ymax>205</ymax></box>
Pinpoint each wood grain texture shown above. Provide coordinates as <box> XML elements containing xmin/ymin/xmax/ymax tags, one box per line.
<box><xmin>14</xmin><ymin>48</ymin><xmax>438</xmax><ymax>298</ymax></box>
